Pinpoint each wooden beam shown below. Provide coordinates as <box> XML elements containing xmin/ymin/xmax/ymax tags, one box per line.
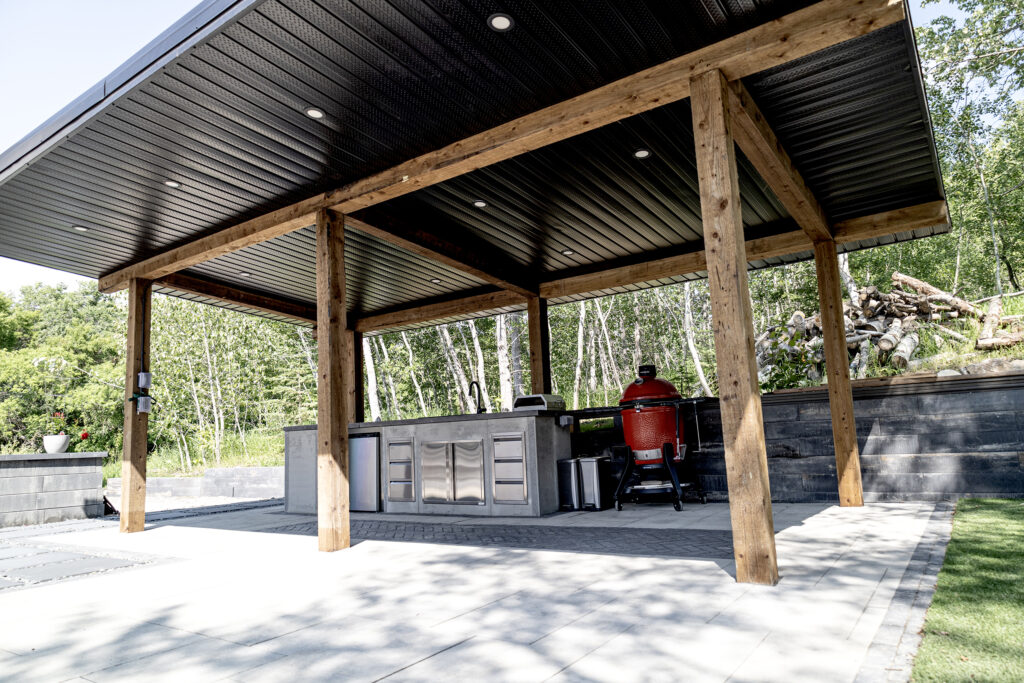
<box><xmin>541</xmin><ymin>200</ymin><xmax>947</xmax><ymax>300</ymax></box>
<box><xmin>315</xmin><ymin>208</ymin><xmax>350</xmax><ymax>552</ymax></box>
<box><xmin>355</xmin><ymin>290</ymin><xmax>527</xmax><ymax>333</ymax></box>
<box><xmin>538</xmin><ymin>230</ymin><xmax>810</xmax><ymax>300</ymax></box>
<box><xmin>527</xmin><ymin>297</ymin><xmax>552</xmax><ymax>394</ymax></box>
<box><xmin>98</xmin><ymin>0</ymin><xmax>905</xmax><ymax>293</ymax></box>
<box><xmin>120</xmin><ymin>278</ymin><xmax>151</xmax><ymax>533</ymax></box>
<box><xmin>345</xmin><ymin>216</ymin><xmax>535</xmax><ymax>297</ymax></box>
<box><xmin>814</xmin><ymin>241</ymin><xmax>865</xmax><ymax>506</ymax></box>
<box><xmin>832</xmin><ymin>199</ymin><xmax>949</xmax><ymax>241</ymax></box>
<box><xmin>691</xmin><ymin>69</ymin><xmax>778</xmax><ymax>585</ymax></box>
<box><xmin>728</xmin><ymin>79</ymin><xmax>832</xmax><ymax>242</ymax></box>
<box><xmin>351</xmin><ymin>200</ymin><xmax>948</xmax><ymax>334</ymax></box>
<box><xmin>155</xmin><ymin>272</ymin><xmax>316</xmax><ymax>324</ymax></box>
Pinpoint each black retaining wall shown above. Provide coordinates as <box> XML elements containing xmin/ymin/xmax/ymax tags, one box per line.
<box><xmin>571</xmin><ymin>372</ymin><xmax>1024</xmax><ymax>503</ymax></box>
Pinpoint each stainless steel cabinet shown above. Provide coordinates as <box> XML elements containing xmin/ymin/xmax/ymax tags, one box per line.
<box><xmin>387</xmin><ymin>440</ymin><xmax>415</xmax><ymax>502</ymax></box>
<box><xmin>420</xmin><ymin>440</ymin><xmax>484</xmax><ymax>504</ymax></box>
<box><xmin>492</xmin><ymin>434</ymin><xmax>527</xmax><ymax>503</ymax></box>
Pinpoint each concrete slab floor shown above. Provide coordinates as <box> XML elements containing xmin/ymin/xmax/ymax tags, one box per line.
<box><xmin>0</xmin><ymin>501</ymin><xmax>950</xmax><ymax>682</ymax></box>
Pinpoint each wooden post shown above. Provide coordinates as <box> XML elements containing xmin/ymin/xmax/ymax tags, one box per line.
<box><xmin>813</xmin><ymin>241</ymin><xmax>865</xmax><ymax>506</ymax></box>
<box><xmin>315</xmin><ymin>208</ymin><xmax>351</xmax><ymax>551</ymax></box>
<box><xmin>527</xmin><ymin>296</ymin><xmax>551</xmax><ymax>394</ymax></box>
<box><xmin>346</xmin><ymin>330</ymin><xmax>365</xmax><ymax>424</ymax></box>
<box><xmin>691</xmin><ymin>69</ymin><xmax>779</xmax><ymax>585</ymax></box>
<box><xmin>120</xmin><ymin>278</ymin><xmax>152</xmax><ymax>533</ymax></box>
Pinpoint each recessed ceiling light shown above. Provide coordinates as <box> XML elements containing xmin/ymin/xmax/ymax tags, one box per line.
<box><xmin>472</xmin><ymin>199</ymin><xmax>487</xmax><ymax>208</ymax></box>
<box><xmin>633</xmin><ymin>148</ymin><xmax>652</xmax><ymax>159</ymax></box>
<box><xmin>488</xmin><ymin>13</ymin><xmax>513</xmax><ymax>31</ymax></box>
<box><xmin>71</xmin><ymin>225</ymin><xmax>89</xmax><ymax>233</ymax></box>
<box><xmin>304</xmin><ymin>106</ymin><xmax>325</xmax><ymax>119</ymax></box>
<box><xmin>430</xmin><ymin>278</ymin><xmax>442</xmax><ymax>284</ymax></box>
<box><xmin>164</xmin><ymin>180</ymin><xmax>181</xmax><ymax>188</ymax></box>
<box><xmin>560</xmin><ymin>248</ymin><xmax>575</xmax><ymax>256</ymax></box>
<box><xmin>238</xmin><ymin>272</ymin><xmax>252</xmax><ymax>278</ymax></box>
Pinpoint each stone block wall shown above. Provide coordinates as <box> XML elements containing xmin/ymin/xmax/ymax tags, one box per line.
<box><xmin>105</xmin><ymin>466</ymin><xmax>283</xmax><ymax>500</ymax></box>
<box><xmin>687</xmin><ymin>373</ymin><xmax>1024</xmax><ymax>502</ymax></box>
<box><xmin>0</xmin><ymin>452</ymin><xmax>105</xmax><ymax>527</ymax></box>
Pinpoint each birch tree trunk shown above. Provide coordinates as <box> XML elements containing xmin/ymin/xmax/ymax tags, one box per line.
<box><xmin>401</xmin><ymin>332</ymin><xmax>428</xmax><ymax>416</ymax></box>
<box><xmin>467</xmin><ymin>320</ymin><xmax>494</xmax><ymax>412</ymax></box>
<box><xmin>587</xmin><ymin>326</ymin><xmax>597</xmax><ymax>400</ymax></box>
<box><xmin>838</xmin><ymin>252</ymin><xmax>859</xmax><ymax>311</ymax></box>
<box><xmin>631</xmin><ymin>294</ymin><xmax>642</xmax><ymax>371</ymax></box>
<box><xmin>439</xmin><ymin>325</ymin><xmax>472</xmax><ymax>411</ymax></box>
<box><xmin>572</xmin><ymin>301</ymin><xmax>587</xmax><ymax>409</ymax></box>
<box><xmin>509</xmin><ymin>313</ymin><xmax>525</xmax><ymax>398</ymax></box>
<box><xmin>296</xmin><ymin>328</ymin><xmax>317</xmax><ymax>381</ymax></box>
<box><xmin>594</xmin><ymin>298</ymin><xmax>623</xmax><ymax>389</ymax></box>
<box><xmin>362</xmin><ymin>336</ymin><xmax>382</xmax><ymax>421</ymax></box>
<box><xmin>199</xmin><ymin>315</ymin><xmax>223</xmax><ymax>465</ymax></box>
<box><xmin>495</xmin><ymin>315</ymin><xmax>514</xmax><ymax>411</ymax></box>
<box><xmin>596</xmin><ymin>327</ymin><xmax>611</xmax><ymax>406</ymax></box>
<box><xmin>684</xmin><ymin>282</ymin><xmax>713</xmax><ymax>396</ymax></box>
<box><xmin>376</xmin><ymin>337</ymin><xmax>402</xmax><ymax>420</ymax></box>
<box><xmin>969</xmin><ymin>133</ymin><xmax>1003</xmax><ymax>295</ymax></box>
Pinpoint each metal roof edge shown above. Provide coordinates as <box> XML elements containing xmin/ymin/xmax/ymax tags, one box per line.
<box><xmin>0</xmin><ymin>0</ymin><xmax>267</xmax><ymax>185</ymax></box>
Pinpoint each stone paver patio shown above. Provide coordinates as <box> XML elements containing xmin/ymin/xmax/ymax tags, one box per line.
<box><xmin>0</xmin><ymin>500</ymin><xmax>950</xmax><ymax>682</ymax></box>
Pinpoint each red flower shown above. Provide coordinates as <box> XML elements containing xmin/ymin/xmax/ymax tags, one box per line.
<box><xmin>80</xmin><ymin>431</ymin><xmax>89</xmax><ymax>440</ymax></box>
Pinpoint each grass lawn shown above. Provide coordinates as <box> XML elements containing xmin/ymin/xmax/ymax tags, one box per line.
<box><xmin>912</xmin><ymin>498</ymin><xmax>1024</xmax><ymax>682</ymax></box>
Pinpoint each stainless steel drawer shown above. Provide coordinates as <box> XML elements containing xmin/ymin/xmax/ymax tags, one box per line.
<box><xmin>388</xmin><ymin>461</ymin><xmax>413</xmax><ymax>481</ymax></box>
<box><xmin>388</xmin><ymin>481</ymin><xmax>413</xmax><ymax>502</ymax></box>
<box><xmin>494</xmin><ymin>482</ymin><xmax>526</xmax><ymax>503</ymax></box>
<box><xmin>493</xmin><ymin>460</ymin><xmax>525</xmax><ymax>481</ymax></box>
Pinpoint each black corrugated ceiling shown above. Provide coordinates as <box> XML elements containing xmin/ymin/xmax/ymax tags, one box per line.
<box><xmin>0</xmin><ymin>0</ymin><xmax>946</xmax><ymax>328</ymax></box>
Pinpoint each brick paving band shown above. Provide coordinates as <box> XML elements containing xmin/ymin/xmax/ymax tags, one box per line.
<box><xmin>267</xmin><ymin>519</ymin><xmax>736</xmax><ymax>560</ymax></box>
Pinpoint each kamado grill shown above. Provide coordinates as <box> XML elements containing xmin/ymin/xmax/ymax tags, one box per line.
<box><xmin>614</xmin><ymin>365</ymin><xmax>706</xmax><ymax>511</ymax></box>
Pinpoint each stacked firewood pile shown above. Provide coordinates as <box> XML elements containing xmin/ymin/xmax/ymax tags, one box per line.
<box><xmin>756</xmin><ymin>272</ymin><xmax>1023</xmax><ymax>382</ymax></box>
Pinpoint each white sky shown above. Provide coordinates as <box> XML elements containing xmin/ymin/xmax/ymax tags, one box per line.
<box><xmin>0</xmin><ymin>0</ymin><xmax>958</xmax><ymax>297</ymax></box>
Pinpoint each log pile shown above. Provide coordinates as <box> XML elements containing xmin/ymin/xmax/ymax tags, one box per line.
<box><xmin>756</xmin><ymin>272</ymin><xmax>1003</xmax><ymax>382</ymax></box>
<box><xmin>974</xmin><ymin>297</ymin><xmax>1024</xmax><ymax>350</ymax></box>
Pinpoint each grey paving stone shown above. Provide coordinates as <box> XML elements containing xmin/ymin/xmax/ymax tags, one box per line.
<box><xmin>0</xmin><ymin>545</ymin><xmax>47</xmax><ymax>561</ymax></box>
<box><xmin>854</xmin><ymin>502</ymin><xmax>953</xmax><ymax>683</ymax></box>
<box><xmin>13</xmin><ymin>556</ymin><xmax>136</xmax><ymax>583</ymax></box>
<box><xmin>0</xmin><ymin>551</ymin><xmax>92</xmax><ymax>572</ymax></box>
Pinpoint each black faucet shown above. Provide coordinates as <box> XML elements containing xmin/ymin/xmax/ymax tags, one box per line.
<box><xmin>468</xmin><ymin>381</ymin><xmax>486</xmax><ymax>414</ymax></box>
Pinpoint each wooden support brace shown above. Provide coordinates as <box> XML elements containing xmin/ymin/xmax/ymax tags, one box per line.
<box><xmin>315</xmin><ymin>208</ymin><xmax>351</xmax><ymax>551</ymax></box>
<box><xmin>120</xmin><ymin>278</ymin><xmax>152</xmax><ymax>533</ymax></box>
<box><xmin>527</xmin><ymin>297</ymin><xmax>552</xmax><ymax>395</ymax></box>
<box><xmin>813</xmin><ymin>241</ymin><xmax>865</xmax><ymax>506</ymax></box>
<box><xmin>691</xmin><ymin>68</ymin><xmax>778</xmax><ymax>585</ymax></box>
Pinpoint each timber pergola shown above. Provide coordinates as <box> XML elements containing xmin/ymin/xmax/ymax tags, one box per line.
<box><xmin>0</xmin><ymin>0</ymin><xmax>948</xmax><ymax>584</ymax></box>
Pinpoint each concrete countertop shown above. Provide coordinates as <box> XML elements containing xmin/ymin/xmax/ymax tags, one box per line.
<box><xmin>0</xmin><ymin>451</ymin><xmax>106</xmax><ymax>462</ymax></box>
<box><xmin>283</xmin><ymin>410</ymin><xmax>563</xmax><ymax>432</ymax></box>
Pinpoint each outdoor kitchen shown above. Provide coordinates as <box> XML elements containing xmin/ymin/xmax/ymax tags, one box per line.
<box><xmin>283</xmin><ymin>365</ymin><xmax>713</xmax><ymax>518</ymax></box>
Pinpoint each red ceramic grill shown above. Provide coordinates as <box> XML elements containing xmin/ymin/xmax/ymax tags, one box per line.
<box><xmin>619</xmin><ymin>365</ymin><xmax>684</xmax><ymax>465</ymax></box>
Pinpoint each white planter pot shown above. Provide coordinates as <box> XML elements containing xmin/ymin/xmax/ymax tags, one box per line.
<box><xmin>43</xmin><ymin>434</ymin><xmax>70</xmax><ymax>454</ymax></box>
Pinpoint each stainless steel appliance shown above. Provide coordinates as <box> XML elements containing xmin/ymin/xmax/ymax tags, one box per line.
<box><xmin>557</xmin><ymin>458</ymin><xmax>581</xmax><ymax>510</ymax></box>
<box><xmin>285</xmin><ymin>431</ymin><xmax>380</xmax><ymax>513</ymax></box>
<box><xmin>512</xmin><ymin>394</ymin><xmax>566</xmax><ymax>411</ymax></box>
<box><xmin>421</xmin><ymin>440</ymin><xmax>485</xmax><ymax>504</ymax></box>
<box><xmin>579</xmin><ymin>456</ymin><xmax>612</xmax><ymax>510</ymax></box>
<box><xmin>350</xmin><ymin>434</ymin><xmax>380</xmax><ymax>512</ymax></box>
